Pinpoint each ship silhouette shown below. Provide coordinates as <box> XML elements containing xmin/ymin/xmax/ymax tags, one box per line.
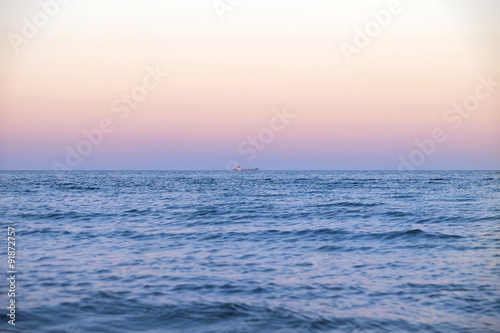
<box><xmin>233</xmin><ymin>165</ymin><xmax>259</xmax><ymax>171</ymax></box>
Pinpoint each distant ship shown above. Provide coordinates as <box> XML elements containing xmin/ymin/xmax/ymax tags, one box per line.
<box><xmin>233</xmin><ymin>165</ymin><xmax>259</xmax><ymax>171</ymax></box>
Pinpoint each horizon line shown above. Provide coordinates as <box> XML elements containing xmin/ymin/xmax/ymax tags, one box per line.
<box><xmin>1</xmin><ymin>169</ymin><xmax>499</xmax><ymax>172</ymax></box>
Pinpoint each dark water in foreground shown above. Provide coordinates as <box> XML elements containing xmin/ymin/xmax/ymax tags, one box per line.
<box><xmin>0</xmin><ymin>171</ymin><xmax>499</xmax><ymax>333</ymax></box>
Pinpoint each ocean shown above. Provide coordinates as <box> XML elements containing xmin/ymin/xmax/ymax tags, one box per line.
<box><xmin>0</xmin><ymin>170</ymin><xmax>499</xmax><ymax>333</ymax></box>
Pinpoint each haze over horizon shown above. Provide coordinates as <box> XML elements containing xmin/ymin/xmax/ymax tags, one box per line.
<box><xmin>1</xmin><ymin>0</ymin><xmax>499</xmax><ymax>170</ymax></box>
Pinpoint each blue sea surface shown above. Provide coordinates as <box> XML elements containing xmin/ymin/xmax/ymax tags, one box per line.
<box><xmin>0</xmin><ymin>170</ymin><xmax>499</xmax><ymax>332</ymax></box>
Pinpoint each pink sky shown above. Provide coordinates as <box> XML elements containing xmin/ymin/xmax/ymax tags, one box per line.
<box><xmin>0</xmin><ymin>0</ymin><xmax>499</xmax><ymax>170</ymax></box>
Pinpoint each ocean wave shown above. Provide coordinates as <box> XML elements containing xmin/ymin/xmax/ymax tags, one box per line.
<box><xmin>15</xmin><ymin>298</ymin><xmax>485</xmax><ymax>333</ymax></box>
<box><xmin>358</xmin><ymin>229</ymin><xmax>463</xmax><ymax>240</ymax></box>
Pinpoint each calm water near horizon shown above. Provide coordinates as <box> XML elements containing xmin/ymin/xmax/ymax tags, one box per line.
<box><xmin>0</xmin><ymin>170</ymin><xmax>499</xmax><ymax>332</ymax></box>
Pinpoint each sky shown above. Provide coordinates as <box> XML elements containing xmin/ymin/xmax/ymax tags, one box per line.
<box><xmin>0</xmin><ymin>0</ymin><xmax>499</xmax><ymax>170</ymax></box>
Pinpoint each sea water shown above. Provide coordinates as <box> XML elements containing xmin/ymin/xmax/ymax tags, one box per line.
<box><xmin>0</xmin><ymin>171</ymin><xmax>499</xmax><ymax>332</ymax></box>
